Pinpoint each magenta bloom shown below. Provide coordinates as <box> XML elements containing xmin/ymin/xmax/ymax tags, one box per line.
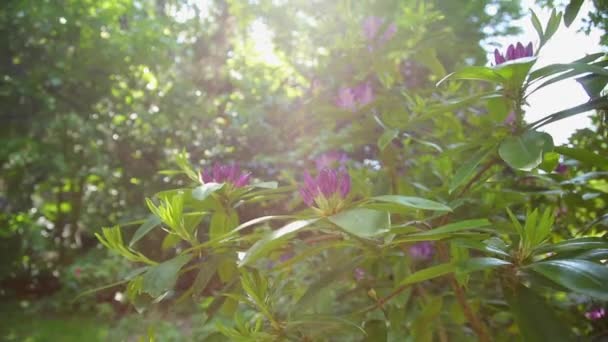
<box><xmin>494</xmin><ymin>42</ymin><xmax>533</xmax><ymax>65</ymax></box>
<box><xmin>354</xmin><ymin>267</ymin><xmax>366</xmax><ymax>281</ymax></box>
<box><xmin>554</xmin><ymin>163</ymin><xmax>568</xmax><ymax>174</ymax></box>
<box><xmin>200</xmin><ymin>163</ymin><xmax>251</xmax><ymax>187</ymax></box>
<box><xmin>363</xmin><ymin>16</ymin><xmax>384</xmax><ymax>41</ymax></box>
<box><xmin>504</xmin><ymin>111</ymin><xmax>516</xmax><ymax>126</ymax></box>
<box><xmin>315</xmin><ymin>151</ymin><xmax>348</xmax><ymax>170</ymax></box>
<box><xmin>335</xmin><ymin>81</ymin><xmax>374</xmax><ymax>111</ymax></box>
<box><xmin>585</xmin><ymin>307</ymin><xmax>606</xmax><ymax>320</ymax></box>
<box><xmin>336</xmin><ymin>87</ymin><xmax>357</xmax><ymax>111</ymax></box>
<box><xmin>362</xmin><ymin>16</ymin><xmax>397</xmax><ymax>45</ymax></box>
<box><xmin>299</xmin><ymin>168</ymin><xmax>351</xmax><ymax>209</ymax></box>
<box><xmin>409</xmin><ymin>242</ymin><xmax>434</xmax><ymax>260</ymax></box>
<box><xmin>381</xmin><ymin>23</ymin><xmax>397</xmax><ymax>42</ymax></box>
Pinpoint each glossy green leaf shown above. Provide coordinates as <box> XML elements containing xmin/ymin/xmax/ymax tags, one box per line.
<box><xmin>456</xmin><ymin>257</ymin><xmax>511</xmax><ymax>274</ymax></box>
<box><xmin>534</xmin><ymin>237</ymin><xmax>608</xmax><ymax>255</ymax></box>
<box><xmin>142</xmin><ymin>254</ymin><xmax>192</xmax><ymax>298</ymax></box>
<box><xmin>527</xmin><ymin>259</ymin><xmax>608</xmax><ymax>300</ymax></box>
<box><xmin>239</xmin><ymin>218</ymin><xmax>319</xmax><ymax>267</ymax></box>
<box><xmin>410</xmin><ymin>219</ymin><xmax>490</xmax><ymax>237</ymax></box>
<box><xmin>129</xmin><ymin>215</ymin><xmax>162</xmax><ymax>247</ymax></box>
<box><xmin>399</xmin><ymin>263</ymin><xmax>455</xmax><ymax>286</ymax></box>
<box><xmin>372</xmin><ymin>195</ymin><xmax>452</xmax><ymax>212</ymax></box>
<box><xmin>504</xmin><ymin>283</ymin><xmax>573</xmax><ymax>342</ymax></box>
<box><xmin>529</xmin><ymin>96</ymin><xmax>608</xmax><ymax>129</ymax></box>
<box><xmin>328</xmin><ymin>208</ymin><xmax>390</xmax><ymax>238</ymax></box>
<box><xmin>499</xmin><ymin>131</ymin><xmax>553</xmax><ymax>171</ymax></box>
<box><xmin>192</xmin><ymin>182</ymin><xmax>224</xmax><ymax>201</ymax></box>
<box><xmin>436</xmin><ymin>66</ymin><xmax>505</xmax><ymax>86</ymax></box>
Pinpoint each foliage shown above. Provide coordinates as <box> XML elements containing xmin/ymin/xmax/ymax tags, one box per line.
<box><xmin>93</xmin><ymin>2</ymin><xmax>608</xmax><ymax>341</ymax></box>
<box><xmin>2</xmin><ymin>0</ymin><xmax>608</xmax><ymax>341</ymax></box>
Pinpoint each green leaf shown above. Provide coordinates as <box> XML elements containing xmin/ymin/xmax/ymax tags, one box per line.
<box><xmin>577</xmin><ymin>73</ymin><xmax>608</xmax><ymax>97</ymax></box>
<box><xmin>239</xmin><ymin>218</ymin><xmax>319</xmax><ymax>267</ymax></box>
<box><xmin>328</xmin><ymin>208</ymin><xmax>390</xmax><ymax>238</ymax></box>
<box><xmin>378</xmin><ymin>128</ymin><xmax>399</xmax><ymax>151</ymax></box>
<box><xmin>399</xmin><ymin>263</ymin><xmax>455</xmax><ymax>286</ymax></box>
<box><xmin>539</xmin><ymin>151</ymin><xmax>560</xmax><ymax>172</ymax></box>
<box><xmin>529</xmin><ymin>96</ymin><xmax>608</xmax><ymax>129</ymax></box>
<box><xmin>527</xmin><ymin>259</ymin><xmax>608</xmax><ymax>300</ymax></box>
<box><xmin>456</xmin><ymin>257</ymin><xmax>511</xmax><ymax>274</ymax></box>
<box><xmin>529</xmin><ymin>55</ymin><xmax>606</xmax><ymax>81</ymax></box>
<box><xmin>499</xmin><ymin>131</ymin><xmax>553</xmax><ymax>171</ymax></box>
<box><xmin>555</xmin><ymin>145</ymin><xmax>608</xmax><ymax>169</ymax></box>
<box><xmin>530</xmin><ymin>9</ymin><xmax>544</xmax><ymax>41</ymax></box>
<box><xmin>363</xmin><ymin>320</ymin><xmax>387</xmax><ymax>342</ymax></box>
<box><xmin>410</xmin><ymin>219</ymin><xmax>490</xmax><ymax>237</ymax></box>
<box><xmin>449</xmin><ymin>149</ymin><xmax>490</xmax><ymax>193</ymax></box>
<box><xmin>142</xmin><ymin>254</ymin><xmax>192</xmax><ymax>298</ymax></box>
<box><xmin>564</xmin><ymin>0</ymin><xmax>584</xmax><ymax>27</ymax></box>
<box><xmin>495</xmin><ymin>57</ymin><xmax>537</xmax><ymax>88</ymax></box>
<box><xmin>534</xmin><ymin>237</ymin><xmax>608</xmax><ymax>255</ymax></box>
<box><xmin>436</xmin><ymin>66</ymin><xmax>505</xmax><ymax>86</ymax></box>
<box><xmin>504</xmin><ymin>283</ymin><xmax>573</xmax><ymax>342</ymax></box>
<box><xmin>251</xmin><ymin>181</ymin><xmax>278</xmax><ymax>189</ymax></box>
<box><xmin>129</xmin><ymin>215</ymin><xmax>162</xmax><ymax>247</ymax></box>
<box><xmin>543</xmin><ymin>9</ymin><xmax>562</xmax><ymax>44</ymax></box>
<box><xmin>372</xmin><ymin>195</ymin><xmax>452</xmax><ymax>212</ymax></box>
<box><xmin>192</xmin><ymin>183</ymin><xmax>224</xmax><ymax>201</ymax></box>
<box><xmin>530</xmin><ymin>61</ymin><xmax>608</xmax><ymax>91</ymax></box>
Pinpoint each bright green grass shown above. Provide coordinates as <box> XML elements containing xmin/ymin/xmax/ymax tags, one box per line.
<box><xmin>0</xmin><ymin>303</ymin><xmax>109</xmax><ymax>342</ymax></box>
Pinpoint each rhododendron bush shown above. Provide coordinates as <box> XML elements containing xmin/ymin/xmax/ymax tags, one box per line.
<box><xmin>95</xmin><ymin>2</ymin><xmax>608</xmax><ymax>341</ymax></box>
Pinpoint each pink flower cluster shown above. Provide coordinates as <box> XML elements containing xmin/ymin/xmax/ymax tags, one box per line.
<box><xmin>335</xmin><ymin>81</ymin><xmax>374</xmax><ymax>111</ymax></box>
<box><xmin>494</xmin><ymin>42</ymin><xmax>533</xmax><ymax>65</ymax></box>
<box><xmin>363</xmin><ymin>16</ymin><xmax>397</xmax><ymax>46</ymax></box>
<box><xmin>299</xmin><ymin>168</ymin><xmax>351</xmax><ymax>208</ymax></box>
<box><xmin>200</xmin><ymin>163</ymin><xmax>251</xmax><ymax>188</ymax></box>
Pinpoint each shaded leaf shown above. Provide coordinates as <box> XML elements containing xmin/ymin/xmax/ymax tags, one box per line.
<box><xmin>192</xmin><ymin>182</ymin><xmax>224</xmax><ymax>201</ymax></box>
<box><xmin>527</xmin><ymin>259</ymin><xmax>608</xmax><ymax>300</ymax></box>
<box><xmin>129</xmin><ymin>215</ymin><xmax>162</xmax><ymax>247</ymax></box>
<box><xmin>142</xmin><ymin>254</ymin><xmax>192</xmax><ymax>297</ymax></box>
<box><xmin>328</xmin><ymin>208</ymin><xmax>390</xmax><ymax>238</ymax></box>
<box><xmin>409</xmin><ymin>219</ymin><xmax>490</xmax><ymax>237</ymax></box>
<box><xmin>504</xmin><ymin>283</ymin><xmax>573</xmax><ymax>342</ymax></box>
<box><xmin>564</xmin><ymin>0</ymin><xmax>584</xmax><ymax>27</ymax></box>
<box><xmin>499</xmin><ymin>131</ymin><xmax>553</xmax><ymax>171</ymax></box>
<box><xmin>372</xmin><ymin>195</ymin><xmax>452</xmax><ymax>212</ymax></box>
<box><xmin>239</xmin><ymin>218</ymin><xmax>319</xmax><ymax>266</ymax></box>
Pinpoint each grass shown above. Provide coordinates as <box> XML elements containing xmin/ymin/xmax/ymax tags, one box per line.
<box><xmin>0</xmin><ymin>302</ymin><xmax>109</xmax><ymax>342</ymax></box>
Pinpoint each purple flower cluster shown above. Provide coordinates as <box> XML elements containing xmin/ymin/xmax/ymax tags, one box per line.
<box><xmin>315</xmin><ymin>150</ymin><xmax>348</xmax><ymax>170</ymax></box>
<box><xmin>354</xmin><ymin>267</ymin><xmax>366</xmax><ymax>281</ymax></box>
<box><xmin>409</xmin><ymin>242</ymin><xmax>434</xmax><ymax>260</ymax></box>
<box><xmin>363</xmin><ymin>16</ymin><xmax>397</xmax><ymax>46</ymax></box>
<box><xmin>494</xmin><ymin>42</ymin><xmax>533</xmax><ymax>65</ymax></box>
<box><xmin>336</xmin><ymin>81</ymin><xmax>374</xmax><ymax>111</ymax></box>
<box><xmin>554</xmin><ymin>163</ymin><xmax>568</xmax><ymax>174</ymax></box>
<box><xmin>200</xmin><ymin>163</ymin><xmax>251</xmax><ymax>188</ymax></box>
<box><xmin>299</xmin><ymin>168</ymin><xmax>351</xmax><ymax>208</ymax></box>
<box><xmin>585</xmin><ymin>307</ymin><xmax>606</xmax><ymax>321</ymax></box>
